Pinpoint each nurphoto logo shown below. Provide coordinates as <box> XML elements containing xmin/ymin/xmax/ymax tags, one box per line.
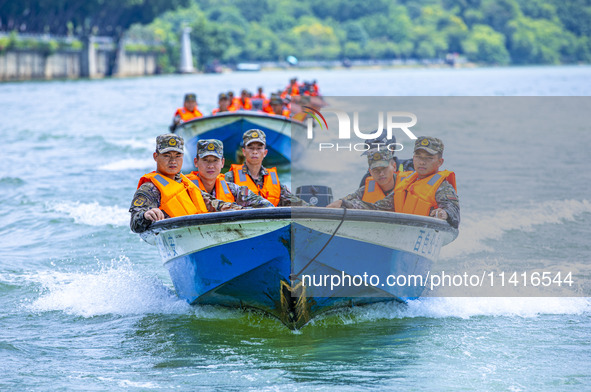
<box><xmin>305</xmin><ymin>109</ymin><xmax>418</xmax><ymax>152</ymax></box>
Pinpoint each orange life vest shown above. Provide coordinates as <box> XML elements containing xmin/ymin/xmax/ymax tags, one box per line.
<box><xmin>240</xmin><ymin>98</ymin><xmax>252</xmax><ymax>110</ymax></box>
<box><xmin>362</xmin><ymin>171</ymin><xmax>414</xmax><ymax>204</ymax></box>
<box><xmin>282</xmin><ymin>83</ymin><xmax>299</xmax><ymax>97</ymax></box>
<box><xmin>174</xmin><ymin>107</ymin><xmax>203</xmax><ymax>122</ymax></box>
<box><xmin>393</xmin><ymin>170</ymin><xmax>457</xmax><ymax>216</ymax></box>
<box><xmin>229</xmin><ymin>97</ymin><xmax>242</xmax><ymax>110</ymax></box>
<box><xmin>185</xmin><ymin>172</ymin><xmax>235</xmax><ymax>202</ymax></box>
<box><xmin>268</xmin><ymin>109</ymin><xmax>290</xmax><ymax>118</ymax></box>
<box><xmin>229</xmin><ymin>164</ymin><xmax>281</xmax><ymax>206</ymax></box>
<box><xmin>361</xmin><ymin>177</ymin><xmax>386</xmax><ymax>203</ymax></box>
<box><xmin>137</xmin><ymin>172</ymin><xmax>208</xmax><ymax>217</ymax></box>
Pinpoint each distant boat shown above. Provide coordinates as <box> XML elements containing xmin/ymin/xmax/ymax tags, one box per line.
<box><xmin>140</xmin><ymin>207</ymin><xmax>459</xmax><ymax>329</ymax></box>
<box><xmin>173</xmin><ymin>111</ymin><xmax>309</xmax><ymax>171</ymax></box>
<box><xmin>236</xmin><ymin>63</ymin><xmax>261</xmax><ymax>72</ymax></box>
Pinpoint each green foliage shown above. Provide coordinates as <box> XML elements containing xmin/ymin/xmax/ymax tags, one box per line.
<box><xmin>0</xmin><ymin>32</ymin><xmax>83</xmax><ymax>55</ymax></box>
<box><xmin>462</xmin><ymin>24</ymin><xmax>510</xmax><ymax>64</ymax></box>
<box><xmin>291</xmin><ymin>22</ymin><xmax>341</xmax><ymax>59</ymax></box>
<box><xmin>0</xmin><ymin>0</ymin><xmax>191</xmax><ymax>36</ymax></box>
<box><xmin>507</xmin><ymin>16</ymin><xmax>573</xmax><ymax>64</ymax></box>
<box><xmin>3</xmin><ymin>0</ymin><xmax>589</xmax><ymax>66</ymax></box>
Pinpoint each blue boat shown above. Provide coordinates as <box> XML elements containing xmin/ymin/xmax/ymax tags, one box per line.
<box><xmin>140</xmin><ymin>207</ymin><xmax>458</xmax><ymax>329</ymax></box>
<box><xmin>173</xmin><ymin>111</ymin><xmax>309</xmax><ymax>171</ymax></box>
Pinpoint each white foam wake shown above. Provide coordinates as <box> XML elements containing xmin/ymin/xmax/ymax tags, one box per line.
<box><xmin>27</xmin><ymin>260</ymin><xmax>189</xmax><ymax>317</ymax></box>
<box><xmin>24</xmin><ymin>259</ymin><xmax>243</xmax><ymax>320</ymax></box>
<box><xmin>330</xmin><ymin>297</ymin><xmax>591</xmax><ymax>324</ymax></box>
<box><xmin>111</xmin><ymin>137</ymin><xmax>154</xmax><ymax>151</ymax></box>
<box><xmin>48</xmin><ymin>201</ymin><xmax>129</xmax><ymax>227</ymax></box>
<box><xmin>442</xmin><ymin>199</ymin><xmax>591</xmax><ymax>257</ymax></box>
<box><xmin>98</xmin><ymin>158</ymin><xmax>154</xmax><ymax>171</ymax></box>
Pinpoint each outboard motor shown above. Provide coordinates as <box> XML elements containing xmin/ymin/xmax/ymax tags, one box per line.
<box><xmin>295</xmin><ymin>185</ymin><xmax>333</xmax><ymax>207</ymax></box>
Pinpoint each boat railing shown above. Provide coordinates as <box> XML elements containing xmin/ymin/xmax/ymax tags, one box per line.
<box><xmin>142</xmin><ymin>207</ymin><xmax>458</xmax><ymax>240</ymax></box>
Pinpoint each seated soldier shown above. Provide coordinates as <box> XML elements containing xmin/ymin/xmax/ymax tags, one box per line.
<box><xmin>239</xmin><ymin>89</ymin><xmax>253</xmax><ymax>110</ymax></box>
<box><xmin>329</xmin><ymin>136</ymin><xmax>459</xmax><ymax>228</ymax></box>
<box><xmin>170</xmin><ymin>93</ymin><xmax>203</xmax><ymax>131</ymax></box>
<box><xmin>327</xmin><ymin>149</ymin><xmax>397</xmax><ymax>210</ymax></box>
<box><xmin>385</xmin><ymin>136</ymin><xmax>459</xmax><ymax>228</ymax></box>
<box><xmin>269</xmin><ymin>96</ymin><xmax>290</xmax><ymax>118</ymax></box>
<box><xmin>186</xmin><ymin>139</ymin><xmax>273</xmax><ymax>208</ymax></box>
<box><xmin>358</xmin><ymin>133</ymin><xmax>414</xmax><ymax>188</ymax></box>
<box><xmin>225</xmin><ymin>129</ymin><xmax>308</xmax><ymax>206</ymax></box>
<box><xmin>212</xmin><ymin>93</ymin><xmax>235</xmax><ymax>115</ymax></box>
<box><xmin>228</xmin><ymin>91</ymin><xmax>241</xmax><ymax>111</ymax></box>
<box><xmin>129</xmin><ymin>134</ymin><xmax>243</xmax><ymax>233</ymax></box>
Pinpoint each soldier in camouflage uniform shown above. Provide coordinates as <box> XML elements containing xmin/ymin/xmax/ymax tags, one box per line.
<box><xmin>224</xmin><ymin>129</ymin><xmax>308</xmax><ymax>207</ymax></box>
<box><xmin>129</xmin><ymin>134</ymin><xmax>244</xmax><ymax>233</ymax></box>
<box><xmin>327</xmin><ymin>149</ymin><xmax>397</xmax><ymax>210</ymax></box>
<box><xmin>376</xmin><ymin>137</ymin><xmax>459</xmax><ymax>228</ymax></box>
<box><xmin>358</xmin><ymin>133</ymin><xmax>414</xmax><ymax>188</ymax></box>
<box><xmin>328</xmin><ymin>136</ymin><xmax>460</xmax><ymax>229</ymax></box>
<box><xmin>187</xmin><ymin>139</ymin><xmax>274</xmax><ymax>208</ymax></box>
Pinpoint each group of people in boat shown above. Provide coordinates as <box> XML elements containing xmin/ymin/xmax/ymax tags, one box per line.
<box><xmin>129</xmin><ymin>129</ymin><xmax>309</xmax><ymax>233</ymax></box>
<box><xmin>325</xmin><ymin>135</ymin><xmax>459</xmax><ymax>229</ymax></box>
<box><xmin>129</xmin><ymin>129</ymin><xmax>459</xmax><ymax>233</ymax></box>
<box><xmin>169</xmin><ymin>78</ymin><xmax>320</xmax><ymax>131</ymax></box>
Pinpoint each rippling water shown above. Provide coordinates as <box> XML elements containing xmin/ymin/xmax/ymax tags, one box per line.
<box><xmin>1</xmin><ymin>66</ymin><xmax>591</xmax><ymax>391</ymax></box>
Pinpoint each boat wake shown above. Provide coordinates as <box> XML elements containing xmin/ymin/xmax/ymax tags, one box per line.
<box><xmin>47</xmin><ymin>201</ymin><xmax>129</xmax><ymax>227</ymax></box>
<box><xmin>23</xmin><ymin>262</ymin><xmax>590</xmax><ymax>326</ymax></box>
<box><xmin>310</xmin><ymin>297</ymin><xmax>591</xmax><ymax>327</ymax></box>
<box><xmin>110</xmin><ymin>137</ymin><xmax>154</xmax><ymax>151</ymax></box>
<box><xmin>98</xmin><ymin>157</ymin><xmax>154</xmax><ymax>171</ymax></box>
<box><xmin>442</xmin><ymin>199</ymin><xmax>591</xmax><ymax>258</ymax></box>
<box><xmin>26</xmin><ymin>261</ymin><xmax>190</xmax><ymax>317</ymax></box>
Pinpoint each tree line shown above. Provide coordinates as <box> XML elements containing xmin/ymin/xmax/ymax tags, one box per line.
<box><xmin>2</xmin><ymin>0</ymin><xmax>591</xmax><ymax>72</ymax></box>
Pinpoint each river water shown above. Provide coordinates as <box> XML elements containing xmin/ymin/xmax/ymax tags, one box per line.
<box><xmin>1</xmin><ymin>66</ymin><xmax>591</xmax><ymax>391</ymax></box>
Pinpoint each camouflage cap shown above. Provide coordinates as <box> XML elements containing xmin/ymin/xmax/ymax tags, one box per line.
<box><xmin>184</xmin><ymin>93</ymin><xmax>197</xmax><ymax>102</ymax></box>
<box><xmin>218</xmin><ymin>92</ymin><xmax>229</xmax><ymax>100</ymax></box>
<box><xmin>367</xmin><ymin>149</ymin><xmax>393</xmax><ymax>170</ymax></box>
<box><xmin>197</xmin><ymin>139</ymin><xmax>224</xmax><ymax>159</ymax></box>
<box><xmin>414</xmin><ymin>136</ymin><xmax>444</xmax><ymax>155</ymax></box>
<box><xmin>156</xmin><ymin>134</ymin><xmax>184</xmax><ymax>154</ymax></box>
<box><xmin>243</xmin><ymin>129</ymin><xmax>266</xmax><ymax>146</ymax></box>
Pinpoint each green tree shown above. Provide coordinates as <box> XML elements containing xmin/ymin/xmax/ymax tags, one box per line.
<box><xmin>507</xmin><ymin>16</ymin><xmax>571</xmax><ymax>64</ymax></box>
<box><xmin>481</xmin><ymin>0</ymin><xmax>522</xmax><ymax>35</ymax></box>
<box><xmin>291</xmin><ymin>22</ymin><xmax>341</xmax><ymax>59</ymax></box>
<box><xmin>553</xmin><ymin>0</ymin><xmax>591</xmax><ymax>37</ymax></box>
<box><xmin>462</xmin><ymin>24</ymin><xmax>510</xmax><ymax>64</ymax></box>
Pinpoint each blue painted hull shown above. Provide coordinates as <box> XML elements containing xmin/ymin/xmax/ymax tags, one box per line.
<box><xmin>144</xmin><ymin>208</ymin><xmax>458</xmax><ymax>329</ymax></box>
<box><xmin>174</xmin><ymin>112</ymin><xmax>308</xmax><ymax>170</ymax></box>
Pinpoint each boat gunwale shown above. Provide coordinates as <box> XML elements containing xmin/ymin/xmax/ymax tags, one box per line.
<box><xmin>176</xmin><ymin>110</ymin><xmax>306</xmax><ymax>130</ymax></box>
<box><xmin>145</xmin><ymin>207</ymin><xmax>458</xmax><ymax>240</ymax></box>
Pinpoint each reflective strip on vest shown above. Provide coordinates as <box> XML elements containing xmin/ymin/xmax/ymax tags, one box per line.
<box><xmin>238</xmin><ymin>170</ymin><xmax>247</xmax><ymax>183</ymax></box>
<box><xmin>154</xmin><ymin>174</ymin><xmax>169</xmax><ymax>187</ymax></box>
<box><xmin>427</xmin><ymin>173</ymin><xmax>441</xmax><ymax>186</ymax></box>
<box><xmin>367</xmin><ymin>180</ymin><xmax>376</xmax><ymax>193</ymax></box>
<box><xmin>270</xmin><ymin>171</ymin><xmax>278</xmax><ymax>185</ymax></box>
<box><xmin>220</xmin><ymin>180</ymin><xmax>230</xmax><ymax>194</ymax></box>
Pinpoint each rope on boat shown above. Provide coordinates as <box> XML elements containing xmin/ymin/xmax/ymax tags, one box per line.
<box><xmin>290</xmin><ymin>207</ymin><xmax>348</xmax><ymax>281</ymax></box>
